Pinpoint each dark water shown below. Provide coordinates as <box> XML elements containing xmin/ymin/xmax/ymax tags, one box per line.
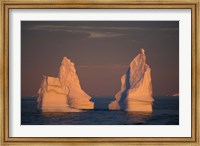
<box><xmin>21</xmin><ymin>96</ymin><xmax>179</xmax><ymax>125</ymax></box>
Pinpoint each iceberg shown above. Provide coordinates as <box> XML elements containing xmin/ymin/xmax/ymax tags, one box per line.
<box><xmin>37</xmin><ymin>57</ymin><xmax>94</xmax><ymax>112</ymax></box>
<box><xmin>172</xmin><ymin>93</ymin><xmax>179</xmax><ymax>96</ymax></box>
<box><xmin>59</xmin><ymin>57</ymin><xmax>94</xmax><ymax>109</ymax></box>
<box><xmin>37</xmin><ymin>76</ymin><xmax>80</xmax><ymax>112</ymax></box>
<box><xmin>109</xmin><ymin>48</ymin><xmax>154</xmax><ymax>112</ymax></box>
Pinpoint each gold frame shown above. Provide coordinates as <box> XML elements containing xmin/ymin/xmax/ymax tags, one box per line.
<box><xmin>0</xmin><ymin>0</ymin><xmax>199</xmax><ymax>145</ymax></box>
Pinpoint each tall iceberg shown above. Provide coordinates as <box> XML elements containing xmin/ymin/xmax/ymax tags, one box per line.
<box><xmin>109</xmin><ymin>48</ymin><xmax>154</xmax><ymax>112</ymax></box>
<box><xmin>37</xmin><ymin>57</ymin><xmax>94</xmax><ymax>112</ymax></box>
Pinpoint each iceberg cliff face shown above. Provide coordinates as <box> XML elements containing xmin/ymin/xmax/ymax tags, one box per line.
<box><xmin>37</xmin><ymin>57</ymin><xmax>94</xmax><ymax>112</ymax></box>
<box><xmin>109</xmin><ymin>48</ymin><xmax>154</xmax><ymax>112</ymax></box>
<box><xmin>59</xmin><ymin>57</ymin><xmax>93</xmax><ymax>109</ymax></box>
<box><xmin>37</xmin><ymin>76</ymin><xmax>80</xmax><ymax>112</ymax></box>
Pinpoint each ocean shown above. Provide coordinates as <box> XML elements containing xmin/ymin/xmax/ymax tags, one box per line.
<box><xmin>21</xmin><ymin>96</ymin><xmax>179</xmax><ymax>125</ymax></box>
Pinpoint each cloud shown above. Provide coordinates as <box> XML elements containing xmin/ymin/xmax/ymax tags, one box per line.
<box><xmin>26</xmin><ymin>25</ymin><xmax>126</xmax><ymax>38</ymax></box>
<box><xmin>25</xmin><ymin>24</ymin><xmax>178</xmax><ymax>39</ymax></box>
<box><xmin>26</xmin><ymin>24</ymin><xmax>178</xmax><ymax>32</ymax></box>
<box><xmin>88</xmin><ymin>32</ymin><xmax>125</xmax><ymax>38</ymax></box>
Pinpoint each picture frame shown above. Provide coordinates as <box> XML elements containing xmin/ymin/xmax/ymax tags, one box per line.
<box><xmin>0</xmin><ymin>0</ymin><xmax>199</xmax><ymax>145</ymax></box>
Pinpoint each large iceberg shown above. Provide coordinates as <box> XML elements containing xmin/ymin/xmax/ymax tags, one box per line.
<box><xmin>109</xmin><ymin>48</ymin><xmax>154</xmax><ymax>112</ymax></box>
<box><xmin>37</xmin><ymin>57</ymin><xmax>94</xmax><ymax>112</ymax></box>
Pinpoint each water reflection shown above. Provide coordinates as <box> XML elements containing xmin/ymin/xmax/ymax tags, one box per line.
<box><xmin>126</xmin><ymin>112</ymin><xmax>152</xmax><ymax>124</ymax></box>
<box><xmin>38</xmin><ymin>97</ymin><xmax>152</xmax><ymax>125</ymax></box>
<box><xmin>37</xmin><ymin>111</ymin><xmax>153</xmax><ymax>125</ymax></box>
<box><xmin>21</xmin><ymin>96</ymin><xmax>179</xmax><ymax>125</ymax></box>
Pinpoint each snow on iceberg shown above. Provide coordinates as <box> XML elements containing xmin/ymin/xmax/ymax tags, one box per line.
<box><xmin>109</xmin><ymin>48</ymin><xmax>154</xmax><ymax>112</ymax></box>
<box><xmin>37</xmin><ymin>57</ymin><xmax>94</xmax><ymax>112</ymax></box>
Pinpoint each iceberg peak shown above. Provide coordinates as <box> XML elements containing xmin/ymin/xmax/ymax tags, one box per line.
<box><xmin>109</xmin><ymin>48</ymin><xmax>154</xmax><ymax>112</ymax></box>
<box><xmin>141</xmin><ymin>48</ymin><xmax>145</xmax><ymax>54</ymax></box>
<box><xmin>61</xmin><ymin>57</ymin><xmax>74</xmax><ymax>66</ymax></box>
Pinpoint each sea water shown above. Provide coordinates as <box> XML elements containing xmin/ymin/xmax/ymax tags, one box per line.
<box><xmin>21</xmin><ymin>96</ymin><xmax>179</xmax><ymax>125</ymax></box>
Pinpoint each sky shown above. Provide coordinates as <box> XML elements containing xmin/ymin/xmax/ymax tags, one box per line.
<box><xmin>21</xmin><ymin>21</ymin><xmax>179</xmax><ymax>96</ymax></box>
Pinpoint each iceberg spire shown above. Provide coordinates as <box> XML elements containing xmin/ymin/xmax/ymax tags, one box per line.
<box><xmin>59</xmin><ymin>57</ymin><xmax>94</xmax><ymax>110</ymax></box>
<box><xmin>37</xmin><ymin>56</ymin><xmax>94</xmax><ymax>112</ymax></box>
<box><xmin>109</xmin><ymin>48</ymin><xmax>154</xmax><ymax>112</ymax></box>
<box><xmin>141</xmin><ymin>48</ymin><xmax>145</xmax><ymax>54</ymax></box>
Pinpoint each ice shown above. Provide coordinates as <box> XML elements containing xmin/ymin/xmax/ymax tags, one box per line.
<box><xmin>109</xmin><ymin>48</ymin><xmax>154</xmax><ymax>112</ymax></box>
<box><xmin>37</xmin><ymin>57</ymin><xmax>94</xmax><ymax>112</ymax></box>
